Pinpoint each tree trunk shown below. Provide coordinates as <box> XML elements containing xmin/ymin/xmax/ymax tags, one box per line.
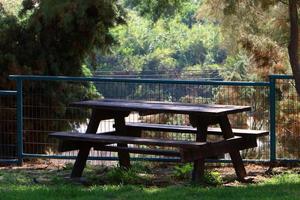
<box><xmin>288</xmin><ymin>0</ymin><xmax>300</xmax><ymax>95</ymax></box>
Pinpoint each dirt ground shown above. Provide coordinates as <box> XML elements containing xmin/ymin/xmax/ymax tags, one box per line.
<box><xmin>1</xmin><ymin>159</ymin><xmax>299</xmax><ymax>187</ymax></box>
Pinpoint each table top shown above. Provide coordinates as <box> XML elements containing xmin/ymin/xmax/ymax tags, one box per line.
<box><xmin>71</xmin><ymin>99</ymin><xmax>251</xmax><ymax>116</ymax></box>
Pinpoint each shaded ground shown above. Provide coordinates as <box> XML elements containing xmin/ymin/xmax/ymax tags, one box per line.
<box><xmin>1</xmin><ymin>161</ymin><xmax>300</xmax><ymax>200</ymax></box>
<box><xmin>1</xmin><ymin>160</ymin><xmax>299</xmax><ymax>187</ymax></box>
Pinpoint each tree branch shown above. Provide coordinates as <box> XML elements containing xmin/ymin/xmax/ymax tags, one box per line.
<box><xmin>288</xmin><ymin>0</ymin><xmax>300</xmax><ymax>95</ymax></box>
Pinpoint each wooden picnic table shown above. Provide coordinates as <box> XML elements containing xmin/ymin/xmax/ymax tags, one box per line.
<box><xmin>50</xmin><ymin>99</ymin><xmax>267</xmax><ymax>182</ymax></box>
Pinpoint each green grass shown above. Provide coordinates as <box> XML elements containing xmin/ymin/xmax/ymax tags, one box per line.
<box><xmin>0</xmin><ymin>166</ymin><xmax>300</xmax><ymax>200</ymax></box>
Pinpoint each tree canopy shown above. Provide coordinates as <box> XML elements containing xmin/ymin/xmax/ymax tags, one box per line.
<box><xmin>93</xmin><ymin>9</ymin><xmax>226</xmax><ymax>79</ymax></box>
<box><xmin>0</xmin><ymin>0</ymin><xmax>125</xmax><ymax>154</ymax></box>
<box><xmin>0</xmin><ymin>0</ymin><xmax>125</xmax><ymax>87</ymax></box>
<box><xmin>197</xmin><ymin>0</ymin><xmax>300</xmax><ymax>94</ymax></box>
<box><xmin>117</xmin><ymin>0</ymin><xmax>300</xmax><ymax>94</ymax></box>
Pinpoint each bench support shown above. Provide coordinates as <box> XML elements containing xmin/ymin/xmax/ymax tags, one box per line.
<box><xmin>188</xmin><ymin>114</ymin><xmax>249</xmax><ymax>182</ymax></box>
<box><xmin>192</xmin><ymin>123</ymin><xmax>208</xmax><ymax>182</ymax></box>
<box><xmin>115</xmin><ymin>115</ymin><xmax>131</xmax><ymax>168</ymax></box>
<box><xmin>219</xmin><ymin>115</ymin><xmax>247</xmax><ymax>181</ymax></box>
<box><xmin>70</xmin><ymin>109</ymin><xmax>130</xmax><ymax>178</ymax></box>
<box><xmin>180</xmin><ymin>136</ymin><xmax>257</xmax><ymax>162</ymax></box>
<box><xmin>71</xmin><ymin>110</ymin><xmax>100</xmax><ymax>178</ymax></box>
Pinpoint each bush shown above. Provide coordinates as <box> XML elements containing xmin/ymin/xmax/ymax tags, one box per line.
<box><xmin>104</xmin><ymin>163</ymin><xmax>150</xmax><ymax>185</ymax></box>
<box><xmin>173</xmin><ymin>163</ymin><xmax>223</xmax><ymax>186</ymax></box>
<box><xmin>173</xmin><ymin>163</ymin><xmax>193</xmax><ymax>180</ymax></box>
<box><xmin>202</xmin><ymin>171</ymin><xmax>223</xmax><ymax>186</ymax></box>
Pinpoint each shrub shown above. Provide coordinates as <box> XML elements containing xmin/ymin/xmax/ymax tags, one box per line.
<box><xmin>173</xmin><ymin>163</ymin><xmax>223</xmax><ymax>186</ymax></box>
<box><xmin>173</xmin><ymin>163</ymin><xmax>193</xmax><ymax>180</ymax></box>
<box><xmin>104</xmin><ymin>163</ymin><xmax>150</xmax><ymax>185</ymax></box>
<box><xmin>202</xmin><ymin>171</ymin><xmax>223</xmax><ymax>186</ymax></box>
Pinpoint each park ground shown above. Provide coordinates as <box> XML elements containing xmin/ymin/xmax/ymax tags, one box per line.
<box><xmin>1</xmin><ymin>160</ymin><xmax>300</xmax><ymax>200</ymax></box>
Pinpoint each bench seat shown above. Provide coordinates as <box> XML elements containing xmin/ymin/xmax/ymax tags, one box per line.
<box><xmin>50</xmin><ymin>131</ymin><xmax>208</xmax><ymax>149</ymax></box>
<box><xmin>125</xmin><ymin>122</ymin><xmax>268</xmax><ymax>138</ymax></box>
<box><xmin>49</xmin><ymin>132</ymin><xmax>257</xmax><ymax>162</ymax></box>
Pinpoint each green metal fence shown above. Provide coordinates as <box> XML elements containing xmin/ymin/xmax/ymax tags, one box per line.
<box><xmin>270</xmin><ymin>75</ymin><xmax>300</xmax><ymax>162</ymax></box>
<box><xmin>0</xmin><ymin>90</ymin><xmax>18</xmax><ymax>164</ymax></box>
<box><xmin>1</xmin><ymin>74</ymin><xmax>299</xmax><ymax>164</ymax></box>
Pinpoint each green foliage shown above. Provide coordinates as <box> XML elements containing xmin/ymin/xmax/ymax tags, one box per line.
<box><xmin>220</xmin><ymin>54</ymin><xmax>250</xmax><ymax>81</ymax></box>
<box><xmin>0</xmin><ymin>0</ymin><xmax>126</xmax><ymax>155</ymax></box>
<box><xmin>0</xmin><ymin>0</ymin><xmax>22</xmax><ymax>15</ymax></box>
<box><xmin>264</xmin><ymin>171</ymin><xmax>300</xmax><ymax>185</ymax></box>
<box><xmin>0</xmin><ymin>170</ymin><xmax>31</xmax><ymax>185</ymax></box>
<box><xmin>173</xmin><ymin>163</ymin><xmax>193</xmax><ymax>179</ymax></box>
<box><xmin>93</xmin><ymin>5</ymin><xmax>228</xmax><ymax>101</ymax></box>
<box><xmin>179</xmin><ymin>1</ymin><xmax>201</xmax><ymax>28</ymax></box>
<box><xmin>104</xmin><ymin>164</ymin><xmax>150</xmax><ymax>185</ymax></box>
<box><xmin>198</xmin><ymin>0</ymin><xmax>290</xmax><ymax>81</ymax></box>
<box><xmin>0</xmin><ymin>0</ymin><xmax>125</xmax><ymax>85</ymax></box>
<box><xmin>202</xmin><ymin>171</ymin><xmax>223</xmax><ymax>186</ymax></box>
<box><xmin>94</xmin><ymin>8</ymin><xmax>225</xmax><ymax>79</ymax></box>
<box><xmin>124</xmin><ymin>0</ymin><xmax>189</xmax><ymax>22</ymax></box>
<box><xmin>173</xmin><ymin>164</ymin><xmax>223</xmax><ymax>186</ymax></box>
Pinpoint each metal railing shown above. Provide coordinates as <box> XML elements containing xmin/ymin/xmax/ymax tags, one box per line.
<box><xmin>1</xmin><ymin>74</ymin><xmax>298</xmax><ymax>165</ymax></box>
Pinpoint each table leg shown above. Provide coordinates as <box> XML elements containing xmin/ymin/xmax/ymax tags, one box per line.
<box><xmin>115</xmin><ymin>116</ymin><xmax>131</xmax><ymax>169</ymax></box>
<box><xmin>192</xmin><ymin>123</ymin><xmax>208</xmax><ymax>182</ymax></box>
<box><xmin>219</xmin><ymin>115</ymin><xmax>247</xmax><ymax>181</ymax></box>
<box><xmin>71</xmin><ymin>110</ymin><xmax>100</xmax><ymax>178</ymax></box>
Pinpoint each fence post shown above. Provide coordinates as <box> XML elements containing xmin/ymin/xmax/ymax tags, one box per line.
<box><xmin>16</xmin><ymin>79</ymin><xmax>23</xmax><ymax>165</ymax></box>
<box><xmin>269</xmin><ymin>75</ymin><xmax>276</xmax><ymax>163</ymax></box>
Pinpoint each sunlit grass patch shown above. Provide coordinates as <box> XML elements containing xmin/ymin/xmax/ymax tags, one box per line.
<box><xmin>0</xmin><ymin>166</ymin><xmax>300</xmax><ymax>200</ymax></box>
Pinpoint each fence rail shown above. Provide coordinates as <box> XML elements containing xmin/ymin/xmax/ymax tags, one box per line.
<box><xmin>0</xmin><ymin>74</ymin><xmax>298</xmax><ymax>165</ymax></box>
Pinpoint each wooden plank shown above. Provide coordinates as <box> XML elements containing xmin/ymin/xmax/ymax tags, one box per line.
<box><xmin>52</xmin><ymin>136</ymin><xmax>256</xmax><ymax>162</ymax></box>
<box><xmin>53</xmin><ymin>140</ymin><xmax>180</xmax><ymax>157</ymax></box>
<box><xmin>126</xmin><ymin>123</ymin><xmax>197</xmax><ymax>133</ymax></box>
<box><xmin>49</xmin><ymin>132</ymin><xmax>207</xmax><ymax>148</ymax></box>
<box><xmin>94</xmin><ymin>146</ymin><xmax>180</xmax><ymax>157</ymax></box>
<box><xmin>57</xmin><ymin>140</ymin><xmax>80</xmax><ymax>152</ymax></box>
<box><xmin>56</xmin><ymin>110</ymin><xmax>125</xmax><ymax>152</ymax></box>
<box><xmin>51</xmin><ymin>131</ymin><xmax>117</xmax><ymax>153</ymax></box>
<box><xmin>71</xmin><ymin>99</ymin><xmax>251</xmax><ymax>116</ymax></box>
<box><xmin>208</xmin><ymin>127</ymin><xmax>268</xmax><ymax>136</ymax></box>
<box><xmin>125</xmin><ymin>122</ymin><xmax>268</xmax><ymax>137</ymax></box>
<box><xmin>58</xmin><ymin>140</ymin><xmax>80</xmax><ymax>152</ymax></box>
<box><xmin>181</xmin><ymin>137</ymin><xmax>257</xmax><ymax>162</ymax></box>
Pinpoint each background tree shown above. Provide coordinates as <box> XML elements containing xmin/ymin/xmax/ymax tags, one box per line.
<box><xmin>198</xmin><ymin>0</ymin><xmax>300</xmax><ymax>94</ymax></box>
<box><xmin>287</xmin><ymin>0</ymin><xmax>300</xmax><ymax>95</ymax></box>
<box><xmin>93</xmin><ymin>2</ymin><xmax>225</xmax><ymax>78</ymax></box>
<box><xmin>123</xmin><ymin>0</ymin><xmax>188</xmax><ymax>22</ymax></box>
<box><xmin>0</xmin><ymin>0</ymin><xmax>125</xmax><ymax>155</ymax></box>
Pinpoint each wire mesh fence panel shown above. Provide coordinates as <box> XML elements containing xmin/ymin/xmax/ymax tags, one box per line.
<box><xmin>22</xmin><ymin>80</ymin><xmax>94</xmax><ymax>158</ymax></box>
<box><xmin>275</xmin><ymin>78</ymin><xmax>300</xmax><ymax>160</ymax></box>
<box><xmin>20</xmin><ymin>79</ymin><xmax>270</xmax><ymax>163</ymax></box>
<box><xmin>0</xmin><ymin>94</ymin><xmax>17</xmax><ymax>161</ymax></box>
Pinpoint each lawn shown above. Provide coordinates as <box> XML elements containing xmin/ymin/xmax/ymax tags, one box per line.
<box><xmin>0</xmin><ymin>163</ymin><xmax>300</xmax><ymax>200</ymax></box>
